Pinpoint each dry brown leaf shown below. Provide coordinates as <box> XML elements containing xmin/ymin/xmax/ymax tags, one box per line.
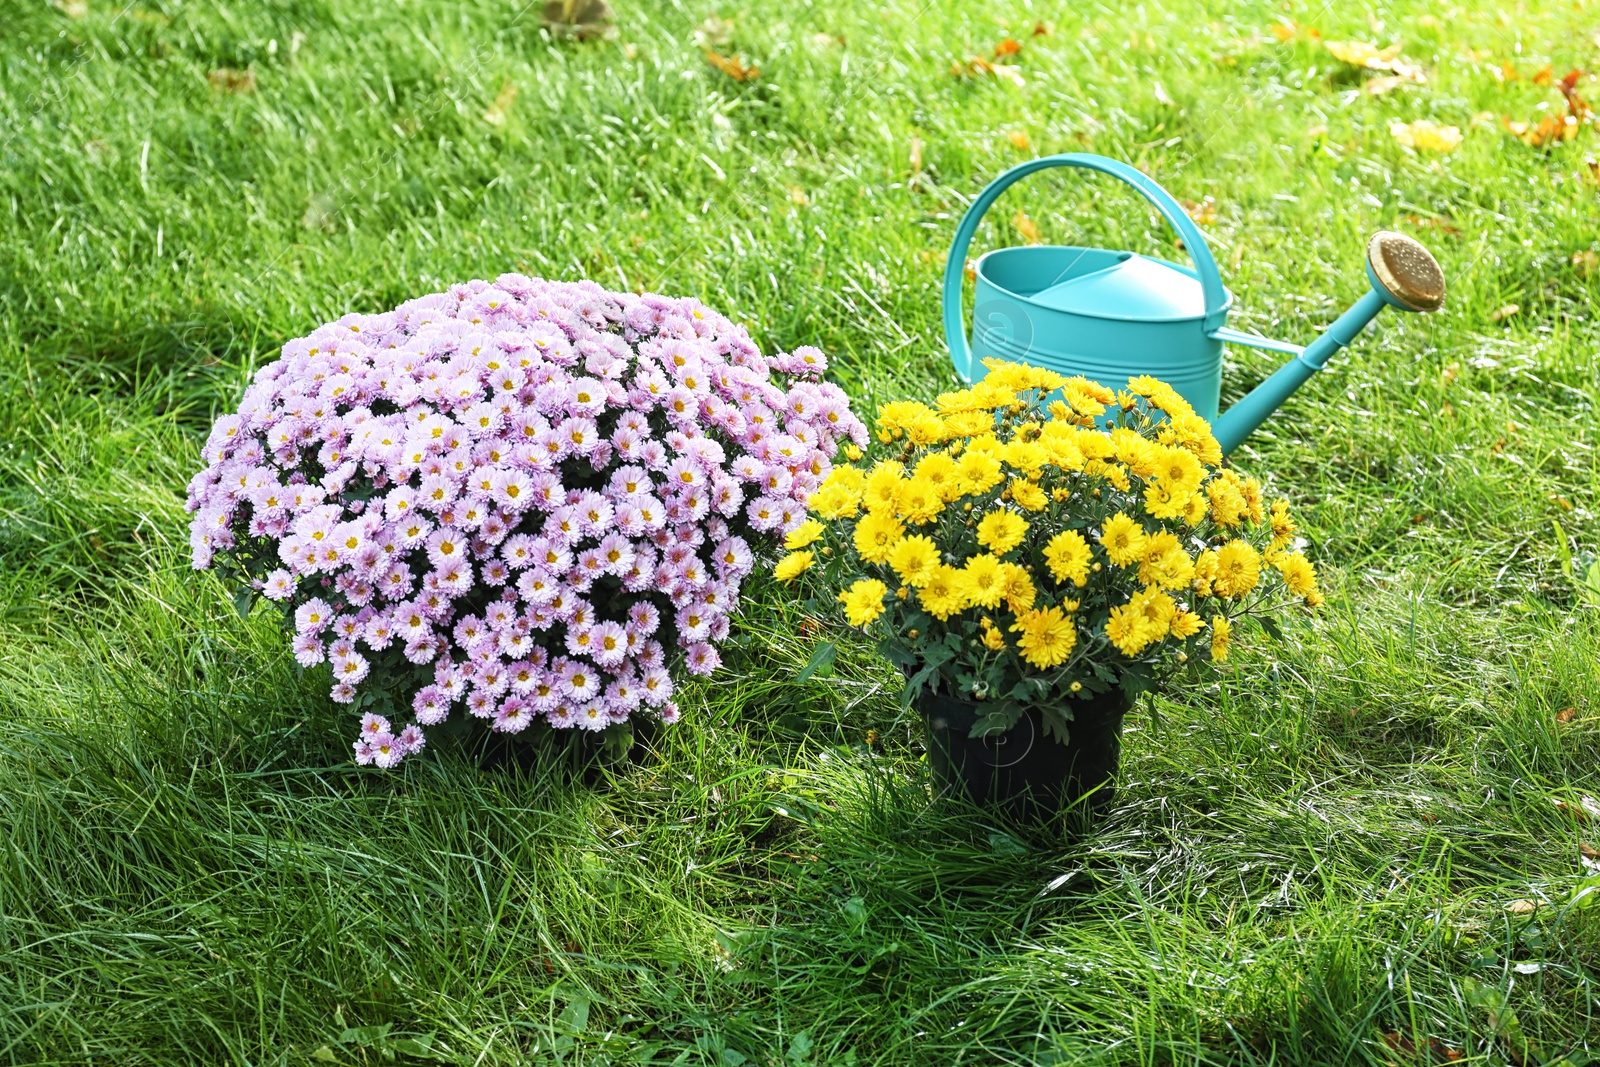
<box><xmin>1558</xmin><ymin>69</ymin><xmax>1591</xmax><ymax>120</ymax></box>
<box><xmin>1551</xmin><ymin>494</ymin><xmax>1574</xmax><ymax>511</ymax></box>
<box><xmin>1553</xmin><ymin>796</ymin><xmax>1597</xmax><ymax>822</ymax></box>
<box><xmin>1557</xmin><ymin>706</ymin><xmax>1578</xmax><ymax>723</ymax></box>
<box><xmin>1573</xmin><ymin>250</ymin><xmax>1600</xmax><ymax>274</ymax></box>
<box><xmin>1506</xmin><ymin>898</ymin><xmax>1541</xmax><ymax>914</ymax></box>
<box><xmin>1586</xmin><ymin>155</ymin><xmax>1600</xmax><ymax>182</ymax></box>
<box><xmin>207</xmin><ymin>68</ymin><xmax>257</xmax><ymax>94</ymax></box>
<box><xmin>541</xmin><ymin>0</ymin><xmax>614</xmax><ymax>41</ymax></box>
<box><xmin>908</xmin><ymin>133</ymin><xmax>923</xmax><ymax>175</ymax></box>
<box><xmin>483</xmin><ymin>80</ymin><xmax>518</xmax><ymax>126</ymax></box>
<box><xmin>1182</xmin><ymin>197</ymin><xmax>1217</xmax><ymax>226</ymax></box>
<box><xmin>1496</xmin><ymin>59</ymin><xmax>1520</xmax><ymax>82</ymax></box>
<box><xmin>786</xmin><ymin>184</ymin><xmax>808</xmax><ymax>206</ymax></box>
<box><xmin>1489</xmin><ymin>303</ymin><xmax>1520</xmax><ymax>322</ymax></box>
<box><xmin>1533</xmin><ymin>65</ymin><xmax>1555</xmax><ymax>86</ymax></box>
<box><xmin>1270</xmin><ymin>22</ymin><xmax>1297</xmax><ymax>42</ymax></box>
<box><xmin>1032</xmin><ymin>21</ymin><xmax>1051</xmax><ymax>37</ymax></box>
<box><xmin>1581</xmin><ymin>842</ymin><xmax>1600</xmax><ymax>861</ymax></box>
<box><xmin>1363</xmin><ymin>75</ymin><xmax>1417</xmax><ymax>95</ymax></box>
<box><xmin>951</xmin><ymin>56</ymin><xmax>1026</xmax><ymax>86</ymax></box>
<box><xmin>1013</xmin><ymin>209</ymin><xmax>1042</xmax><ymax>244</ymax></box>
<box><xmin>1389</xmin><ymin>119</ymin><xmax>1462</xmax><ymax>152</ymax></box>
<box><xmin>1503</xmin><ymin>113</ymin><xmax>1580</xmax><ymax>147</ymax></box>
<box><xmin>1325</xmin><ymin>39</ymin><xmax>1426</xmax><ymax>82</ymax></box>
<box><xmin>1404</xmin><ymin>213</ymin><xmax>1461</xmax><ymax>236</ymax></box>
<box><xmin>994</xmin><ymin>37</ymin><xmax>1022</xmax><ymax>57</ymax></box>
<box><xmin>705</xmin><ymin>49</ymin><xmax>759</xmax><ymax>82</ymax></box>
<box><xmin>1007</xmin><ymin>128</ymin><xmax>1031</xmax><ymax>150</ymax></box>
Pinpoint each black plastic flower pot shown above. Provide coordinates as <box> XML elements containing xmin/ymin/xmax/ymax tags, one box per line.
<box><xmin>918</xmin><ymin>686</ymin><xmax>1132</xmax><ymax>817</ymax></box>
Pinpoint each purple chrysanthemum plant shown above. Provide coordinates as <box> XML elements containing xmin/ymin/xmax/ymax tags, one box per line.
<box><xmin>186</xmin><ymin>276</ymin><xmax>868</xmax><ymax>766</ymax></box>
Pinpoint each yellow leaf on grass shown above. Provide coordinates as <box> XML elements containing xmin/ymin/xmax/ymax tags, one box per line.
<box><xmin>1505</xmin><ymin>899</ymin><xmax>1541</xmax><ymax>914</ymax></box>
<box><xmin>1007</xmin><ymin>128</ymin><xmax>1031</xmax><ymax>150</ymax></box>
<box><xmin>909</xmin><ymin>133</ymin><xmax>923</xmax><ymax>174</ymax></box>
<box><xmin>705</xmin><ymin>49</ymin><xmax>760</xmax><ymax>82</ymax></box>
<box><xmin>1389</xmin><ymin>119</ymin><xmax>1462</xmax><ymax>152</ymax></box>
<box><xmin>1013</xmin><ymin>210</ymin><xmax>1042</xmax><ymax>244</ymax></box>
<box><xmin>1325</xmin><ymin>39</ymin><xmax>1425</xmax><ymax>82</ymax></box>
<box><xmin>483</xmin><ymin>80</ymin><xmax>518</xmax><ymax>126</ymax></box>
<box><xmin>1489</xmin><ymin>303</ymin><xmax>1520</xmax><ymax>322</ymax></box>
<box><xmin>208</xmin><ymin>68</ymin><xmax>257</xmax><ymax>94</ymax></box>
<box><xmin>1503</xmin><ymin>113</ymin><xmax>1579</xmax><ymax>147</ymax></box>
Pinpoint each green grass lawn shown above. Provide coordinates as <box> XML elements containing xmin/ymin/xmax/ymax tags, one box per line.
<box><xmin>3</xmin><ymin>0</ymin><xmax>1599</xmax><ymax>1062</ymax></box>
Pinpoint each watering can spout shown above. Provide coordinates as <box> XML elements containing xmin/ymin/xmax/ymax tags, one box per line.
<box><xmin>1209</xmin><ymin>231</ymin><xmax>1445</xmax><ymax>455</ymax></box>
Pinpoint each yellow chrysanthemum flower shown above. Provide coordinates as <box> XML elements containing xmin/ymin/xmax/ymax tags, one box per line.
<box><xmin>1002</xmin><ymin>439</ymin><xmax>1047</xmax><ymax>475</ymax></box>
<box><xmin>863</xmin><ymin>461</ymin><xmax>905</xmax><ymax>515</ymax></box>
<box><xmin>1106</xmin><ymin>603</ymin><xmax>1159</xmax><ymax>656</ymax></box>
<box><xmin>810</xmin><ymin>466</ymin><xmax>865</xmax><ymax>519</ymax></box>
<box><xmin>852</xmin><ymin>511</ymin><xmax>905</xmax><ymax>564</ymax></box>
<box><xmin>1062</xmin><ymin>381</ymin><xmax>1108</xmax><ymax>418</ymax></box>
<box><xmin>907</xmin><ymin>412</ymin><xmax>947</xmax><ymax>445</ymax></box>
<box><xmin>1044</xmin><ymin>529</ymin><xmax>1092</xmax><ymax>587</ymax></box>
<box><xmin>1129</xmin><ymin>585</ymin><xmax>1176</xmax><ymax>636</ymax></box>
<box><xmin>897</xmin><ymin>476</ymin><xmax>945</xmax><ymax>526</ymax></box>
<box><xmin>773</xmin><ymin>551</ymin><xmax>814</xmax><ymax>583</ymax></box>
<box><xmin>1269</xmin><ymin>499</ymin><xmax>1297</xmax><ymax>543</ymax></box>
<box><xmin>876</xmin><ymin>400</ymin><xmax>935</xmax><ymax>439</ymax></box>
<box><xmin>1158</xmin><ymin>413</ymin><xmax>1223</xmax><ymax>467</ymax></box>
<box><xmin>942</xmin><ymin>409</ymin><xmax>995</xmax><ymax>438</ymax></box>
<box><xmin>980</xmin><ymin>619</ymin><xmax>1007</xmax><ymax>651</ymax></box>
<box><xmin>1211</xmin><ymin>540</ymin><xmax>1261</xmax><ymax>598</ymax></box>
<box><xmin>1111</xmin><ymin>428</ymin><xmax>1161</xmax><ymax>478</ymax></box>
<box><xmin>914</xmin><ymin>452</ymin><xmax>961</xmax><ymax>500</ymax></box>
<box><xmin>1009</xmin><ymin>476</ymin><xmax>1048</xmax><ymax>511</ymax></box>
<box><xmin>957</xmin><ymin>553</ymin><xmax>1007</xmax><ymax>609</ymax></box>
<box><xmin>784</xmin><ymin>519</ymin><xmax>826</xmax><ymax>550</ymax></box>
<box><xmin>1154</xmin><ymin>446</ymin><xmax>1204</xmax><ymax>495</ymax></box>
<box><xmin>1143</xmin><ymin>481</ymin><xmax>1193</xmax><ymax>521</ymax></box>
<box><xmin>1206</xmin><ymin>477</ymin><xmax>1248</xmax><ymax>528</ymax></box>
<box><xmin>999</xmin><ymin>562</ymin><xmax>1036</xmax><ymax>613</ymax></box>
<box><xmin>1169</xmin><ymin>610</ymin><xmax>1205</xmax><ymax>639</ymax></box>
<box><xmin>888</xmin><ymin>535</ymin><xmax>942</xmax><ymax>588</ymax></box>
<box><xmin>838</xmin><ymin>578</ymin><xmax>889</xmax><ymax>627</ymax></box>
<box><xmin>1010</xmin><ymin>605</ymin><xmax>1078</xmax><ymax>669</ymax></box>
<box><xmin>1138</xmin><ymin>532</ymin><xmax>1196</xmax><ymax>591</ymax></box>
<box><xmin>917</xmin><ymin>564</ymin><xmax>966</xmax><ymax>621</ymax></box>
<box><xmin>1100</xmin><ymin>512</ymin><xmax>1148</xmax><ymax>566</ymax></box>
<box><xmin>1274</xmin><ymin>551</ymin><xmax>1319</xmax><ymax>600</ymax></box>
<box><xmin>955</xmin><ymin>450</ymin><xmax>1004</xmax><ymax>496</ymax></box>
<box><xmin>976</xmin><ymin>509</ymin><xmax>1029</xmax><ymax>555</ymax></box>
<box><xmin>1210</xmin><ymin>614</ymin><xmax>1232</xmax><ymax>661</ymax></box>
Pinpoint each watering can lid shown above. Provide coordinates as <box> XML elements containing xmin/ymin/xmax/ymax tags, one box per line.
<box><xmin>1026</xmin><ymin>252</ymin><xmax>1221</xmax><ymax>323</ymax></box>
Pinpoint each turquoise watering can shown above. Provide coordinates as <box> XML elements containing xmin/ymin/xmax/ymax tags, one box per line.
<box><xmin>941</xmin><ymin>154</ymin><xmax>1446</xmax><ymax>454</ymax></box>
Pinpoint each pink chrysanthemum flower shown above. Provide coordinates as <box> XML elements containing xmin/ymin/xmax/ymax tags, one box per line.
<box><xmin>186</xmin><ymin>275</ymin><xmax>865</xmax><ymax>766</ymax></box>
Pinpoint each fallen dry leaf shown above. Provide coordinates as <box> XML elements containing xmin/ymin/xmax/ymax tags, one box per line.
<box><xmin>1585</xmin><ymin>155</ymin><xmax>1600</xmax><ymax>182</ymax></box>
<box><xmin>1007</xmin><ymin>128</ymin><xmax>1031</xmax><ymax>150</ymax></box>
<box><xmin>1581</xmin><ymin>842</ymin><xmax>1599</xmax><ymax>861</ymax></box>
<box><xmin>1489</xmin><ymin>303</ymin><xmax>1520</xmax><ymax>322</ymax></box>
<box><xmin>207</xmin><ymin>67</ymin><xmax>257</xmax><ymax>94</ymax></box>
<box><xmin>1553</xmin><ymin>796</ymin><xmax>1599</xmax><ymax>822</ymax></box>
<box><xmin>1533</xmin><ymin>65</ymin><xmax>1555</xmax><ymax>86</ymax></box>
<box><xmin>1325</xmin><ymin>39</ymin><xmax>1426</xmax><ymax>83</ymax></box>
<box><xmin>1559</xmin><ymin>706</ymin><xmax>1579</xmax><ymax>723</ymax></box>
<box><xmin>1032</xmin><ymin>21</ymin><xmax>1051</xmax><ymax>37</ymax></box>
<box><xmin>785</xmin><ymin>185</ymin><xmax>808</xmax><ymax>206</ymax></box>
<box><xmin>705</xmin><ymin>48</ymin><xmax>759</xmax><ymax>82</ymax></box>
<box><xmin>951</xmin><ymin>56</ymin><xmax>1026</xmax><ymax>87</ymax></box>
<box><xmin>542</xmin><ymin>0</ymin><xmax>614</xmax><ymax>41</ymax></box>
<box><xmin>1389</xmin><ymin>119</ymin><xmax>1462</xmax><ymax>152</ymax></box>
<box><xmin>1270</xmin><ymin>22</ymin><xmax>1298</xmax><ymax>43</ymax></box>
<box><xmin>1383</xmin><ymin>1032</ymin><xmax>1463</xmax><ymax>1061</ymax></box>
<box><xmin>1505</xmin><ymin>898</ymin><xmax>1541</xmax><ymax>914</ymax></box>
<box><xmin>1012</xmin><ymin>209</ymin><xmax>1042</xmax><ymax>244</ymax></box>
<box><xmin>1505</xmin><ymin>113</ymin><xmax>1580</xmax><ymax>147</ymax></box>
<box><xmin>1363</xmin><ymin>75</ymin><xmax>1418</xmax><ymax>95</ymax></box>
<box><xmin>483</xmin><ymin>80</ymin><xmax>518</xmax><ymax>126</ymax></box>
<box><xmin>994</xmin><ymin>37</ymin><xmax>1022</xmax><ymax>57</ymax></box>
<box><xmin>909</xmin><ymin>133</ymin><xmax>923</xmax><ymax>174</ymax></box>
<box><xmin>1405</xmin><ymin>213</ymin><xmax>1462</xmax><ymax>236</ymax></box>
<box><xmin>1182</xmin><ymin>197</ymin><xmax>1217</xmax><ymax>225</ymax></box>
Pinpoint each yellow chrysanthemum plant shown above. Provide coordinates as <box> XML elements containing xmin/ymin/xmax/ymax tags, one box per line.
<box><xmin>774</xmin><ymin>359</ymin><xmax>1321</xmax><ymax>745</ymax></box>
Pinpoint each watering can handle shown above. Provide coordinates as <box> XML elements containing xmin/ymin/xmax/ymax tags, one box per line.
<box><xmin>941</xmin><ymin>153</ymin><xmax>1229</xmax><ymax>384</ymax></box>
